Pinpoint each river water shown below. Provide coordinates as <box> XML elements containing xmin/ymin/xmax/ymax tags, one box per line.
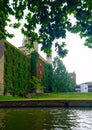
<box><xmin>0</xmin><ymin>108</ymin><xmax>92</xmax><ymax>130</ymax></box>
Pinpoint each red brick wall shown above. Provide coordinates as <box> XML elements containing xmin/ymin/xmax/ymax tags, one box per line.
<box><xmin>37</xmin><ymin>58</ymin><xmax>44</xmax><ymax>81</ymax></box>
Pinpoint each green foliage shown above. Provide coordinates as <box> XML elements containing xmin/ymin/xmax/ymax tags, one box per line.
<box><xmin>30</xmin><ymin>92</ymin><xmax>92</xmax><ymax>100</ymax></box>
<box><xmin>3</xmin><ymin>41</ymin><xmax>75</xmax><ymax>96</ymax></box>
<box><xmin>30</xmin><ymin>51</ymin><xmax>39</xmax><ymax>77</ymax></box>
<box><xmin>29</xmin><ymin>76</ymin><xmax>43</xmax><ymax>92</ymax></box>
<box><xmin>1</xmin><ymin>92</ymin><xmax>92</xmax><ymax>100</ymax></box>
<box><xmin>4</xmin><ymin>41</ymin><xmax>31</xmax><ymax>96</ymax></box>
<box><xmin>0</xmin><ymin>0</ymin><xmax>14</xmax><ymax>39</ymax></box>
<box><xmin>41</xmin><ymin>63</ymin><xmax>53</xmax><ymax>93</ymax></box>
<box><xmin>41</xmin><ymin>57</ymin><xmax>75</xmax><ymax>93</ymax></box>
<box><xmin>55</xmin><ymin>42</ymin><xmax>68</xmax><ymax>58</ymax></box>
<box><xmin>52</xmin><ymin>57</ymin><xmax>75</xmax><ymax>92</ymax></box>
<box><xmin>1</xmin><ymin>0</ymin><xmax>92</xmax><ymax>57</ymax></box>
<box><xmin>9</xmin><ymin>22</ymin><xmax>21</xmax><ymax>29</ymax></box>
<box><xmin>4</xmin><ymin>41</ymin><xmax>75</xmax><ymax>95</ymax></box>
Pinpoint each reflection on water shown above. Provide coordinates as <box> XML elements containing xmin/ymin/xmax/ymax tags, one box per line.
<box><xmin>0</xmin><ymin>108</ymin><xmax>92</xmax><ymax>130</ymax></box>
<box><xmin>0</xmin><ymin>109</ymin><xmax>7</xmax><ymax>129</ymax></box>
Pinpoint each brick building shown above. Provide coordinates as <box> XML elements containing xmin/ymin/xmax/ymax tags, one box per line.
<box><xmin>37</xmin><ymin>56</ymin><xmax>48</xmax><ymax>81</ymax></box>
<box><xmin>19</xmin><ymin>41</ymin><xmax>52</xmax><ymax>81</ymax></box>
<box><xmin>75</xmin><ymin>82</ymin><xmax>92</xmax><ymax>92</ymax></box>
<box><xmin>69</xmin><ymin>72</ymin><xmax>76</xmax><ymax>85</ymax></box>
<box><xmin>0</xmin><ymin>40</ymin><xmax>52</xmax><ymax>95</ymax></box>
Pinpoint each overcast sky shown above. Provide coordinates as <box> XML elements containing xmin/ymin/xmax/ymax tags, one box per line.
<box><xmin>62</xmin><ymin>32</ymin><xmax>92</xmax><ymax>84</ymax></box>
<box><xmin>6</xmin><ymin>25</ymin><xmax>92</xmax><ymax>85</ymax></box>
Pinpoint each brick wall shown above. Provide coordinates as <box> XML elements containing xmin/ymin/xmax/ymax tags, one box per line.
<box><xmin>37</xmin><ymin>58</ymin><xmax>44</xmax><ymax>81</ymax></box>
<box><xmin>0</xmin><ymin>41</ymin><xmax>4</xmax><ymax>95</ymax></box>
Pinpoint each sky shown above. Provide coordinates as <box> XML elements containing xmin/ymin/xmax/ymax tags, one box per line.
<box><xmin>62</xmin><ymin>32</ymin><xmax>92</xmax><ymax>85</ymax></box>
<box><xmin>6</xmin><ymin>25</ymin><xmax>92</xmax><ymax>85</ymax></box>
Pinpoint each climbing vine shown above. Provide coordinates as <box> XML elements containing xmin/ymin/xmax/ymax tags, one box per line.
<box><xmin>41</xmin><ymin>63</ymin><xmax>53</xmax><ymax>92</ymax></box>
<box><xmin>4</xmin><ymin>41</ymin><xmax>31</xmax><ymax>96</ymax></box>
<box><xmin>30</xmin><ymin>51</ymin><xmax>39</xmax><ymax>77</ymax></box>
<box><xmin>4</xmin><ymin>42</ymin><xmax>75</xmax><ymax>96</ymax></box>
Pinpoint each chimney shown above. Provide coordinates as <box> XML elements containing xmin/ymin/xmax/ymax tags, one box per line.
<box><xmin>46</xmin><ymin>54</ymin><xmax>52</xmax><ymax>64</ymax></box>
<box><xmin>34</xmin><ymin>42</ymin><xmax>38</xmax><ymax>52</ymax></box>
<box><xmin>21</xmin><ymin>37</ymin><xmax>39</xmax><ymax>54</ymax></box>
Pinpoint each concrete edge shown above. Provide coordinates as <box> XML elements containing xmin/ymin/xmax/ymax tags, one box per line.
<box><xmin>0</xmin><ymin>100</ymin><xmax>92</xmax><ymax>108</ymax></box>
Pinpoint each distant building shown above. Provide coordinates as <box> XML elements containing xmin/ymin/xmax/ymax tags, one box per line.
<box><xmin>80</xmin><ymin>83</ymin><xmax>88</xmax><ymax>92</ymax></box>
<box><xmin>75</xmin><ymin>85</ymin><xmax>80</xmax><ymax>92</ymax></box>
<box><xmin>69</xmin><ymin>72</ymin><xmax>76</xmax><ymax>85</ymax></box>
<box><xmin>75</xmin><ymin>82</ymin><xmax>92</xmax><ymax>92</ymax></box>
<box><xmin>88</xmin><ymin>82</ymin><xmax>92</xmax><ymax>92</ymax></box>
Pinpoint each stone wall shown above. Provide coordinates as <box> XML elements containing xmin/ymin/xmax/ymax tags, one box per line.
<box><xmin>0</xmin><ymin>100</ymin><xmax>92</xmax><ymax>108</ymax></box>
<box><xmin>0</xmin><ymin>41</ymin><xmax>4</xmax><ymax>95</ymax></box>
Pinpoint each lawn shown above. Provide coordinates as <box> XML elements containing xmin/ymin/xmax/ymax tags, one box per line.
<box><xmin>0</xmin><ymin>96</ymin><xmax>25</xmax><ymax>101</ymax></box>
<box><xmin>0</xmin><ymin>92</ymin><xmax>92</xmax><ymax>100</ymax></box>
<box><xmin>31</xmin><ymin>92</ymin><xmax>92</xmax><ymax>100</ymax></box>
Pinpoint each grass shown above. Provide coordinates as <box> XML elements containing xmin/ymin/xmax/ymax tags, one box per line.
<box><xmin>0</xmin><ymin>96</ymin><xmax>25</xmax><ymax>101</ymax></box>
<box><xmin>0</xmin><ymin>92</ymin><xmax>92</xmax><ymax>100</ymax></box>
<box><xmin>31</xmin><ymin>92</ymin><xmax>92</xmax><ymax>100</ymax></box>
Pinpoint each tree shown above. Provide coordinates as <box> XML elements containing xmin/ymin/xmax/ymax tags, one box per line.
<box><xmin>1</xmin><ymin>0</ymin><xmax>92</xmax><ymax>57</ymax></box>
<box><xmin>41</xmin><ymin>63</ymin><xmax>53</xmax><ymax>92</ymax></box>
<box><xmin>52</xmin><ymin>57</ymin><xmax>75</xmax><ymax>92</ymax></box>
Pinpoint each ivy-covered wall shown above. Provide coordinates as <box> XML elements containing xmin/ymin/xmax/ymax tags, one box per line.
<box><xmin>4</xmin><ymin>41</ymin><xmax>31</xmax><ymax>96</ymax></box>
<box><xmin>30</xmin><ymin>51</ymin><xmax>45</xmax><ymax>92</ymax></box>
<box><xmin>41</xmin><ymin>63</ymin><xmax>53</xmax><ymax>92</ymax></box>
<box><xmin>30</xmin><ymin>51</ymin><xmax>39</xmax><ymax>77</ymax></box>
<box><xmin>3</xmin><ymin>41</ymin><xmax>75</xmax><ymax>96</ymax></box>
<box><xmin>30</xmin><ymin>51</ymin><xmax>53</xmax><ymax>93</ymax></box>
<box><xmin>4</xmin><ymin>43</ymin><xmax>46</xmax><ymax>96</ymax></box>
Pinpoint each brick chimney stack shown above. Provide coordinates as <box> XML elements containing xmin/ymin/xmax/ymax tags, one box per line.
<box><xmin>34</xmin><ymin>42</ymin><xmax>38</xmax><ymax>52</ymax></box>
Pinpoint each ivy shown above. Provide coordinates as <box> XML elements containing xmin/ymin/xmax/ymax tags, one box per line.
<box><xmin>4</xmin><ymin>41</ymin><xmax>31</xmax><ymax>96</ymax></box>
<box><xmin>30</xmin><ymin>51</ymin><xmax>39</xmax><ymax>77</ymax></box>
<box><xmin>41</xmin><ymin>63</ymin><xmax>53</xmax><ymax>93</ymax></box>
<box><xmin>29</xmin><ymin>76</ymin><xmax>43</xmax><ymax>93</ymax></box>
<box><xmin>3</xmin><ymin>41</ymin><xmax>75</xmax><ymax>96</ymax></box>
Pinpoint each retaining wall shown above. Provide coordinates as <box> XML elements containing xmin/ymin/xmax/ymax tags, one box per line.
<box><xmin>0</xmin><ymin>100</ymin><xmax>92</xmax><ymax>108</ymax></box>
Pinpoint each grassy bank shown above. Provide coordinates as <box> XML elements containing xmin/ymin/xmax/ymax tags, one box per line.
<box><xmin>31</xmin><ymin>92</ymin><xmax>92</xmax><ymax>100</ymax></box>
<box><xmin>0</xmin><ymin>92</ymin><xmax>92</xmax><ymax>100</ymax></box>
<box><xmin>0</xmin><ymin>96</ymin><xmax>25</xmax><ymax>100</ymax></box>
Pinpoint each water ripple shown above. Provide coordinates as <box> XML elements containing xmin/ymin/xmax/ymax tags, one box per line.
<box><xmin>0</xmin><ymin>108</ymin><xmax>92</xmax><ymax>130</ymax></box>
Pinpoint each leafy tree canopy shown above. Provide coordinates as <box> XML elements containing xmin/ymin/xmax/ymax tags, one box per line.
<box><xmin>0</xmin><ymin>0</ymin><xmax>92</xmax><ymax>57</ymax></box>
<box><xmin>53</xmin><ymin>57</ymin><xmax>75</xmax><ymax>92</ymax></box>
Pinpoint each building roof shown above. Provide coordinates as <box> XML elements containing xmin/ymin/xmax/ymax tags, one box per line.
<box><xmin>19</xmin><ymin>45</ymin><xmax>50</xmax><ymax>64</ymax></box>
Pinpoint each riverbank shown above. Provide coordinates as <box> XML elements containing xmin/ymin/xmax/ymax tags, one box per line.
<box><xmin>0</xmin><ymin>99</ymin><xmax>92</xmax><ymax>108</ymax></box>
<box><xmin>1</xmin><ymin>92</ymin><xmax>92</xmax><ymax>100</ymax></box>
<box><xmin>0</xmin><ymin>93</ymin><xmax>92</xmax><ymax>107</ymax></box>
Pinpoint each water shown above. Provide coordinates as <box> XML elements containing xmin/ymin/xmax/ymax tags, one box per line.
<box><xmin>0</xmin><ymin>108</ymin><xmax>92</xmax><ymax>130</ymax></box>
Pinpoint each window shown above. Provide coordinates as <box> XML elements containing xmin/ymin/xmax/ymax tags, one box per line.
<box><xmin>40</xmin><ymin>63</ymin><xmax>42</xmax><ymax>66</ymax></box>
